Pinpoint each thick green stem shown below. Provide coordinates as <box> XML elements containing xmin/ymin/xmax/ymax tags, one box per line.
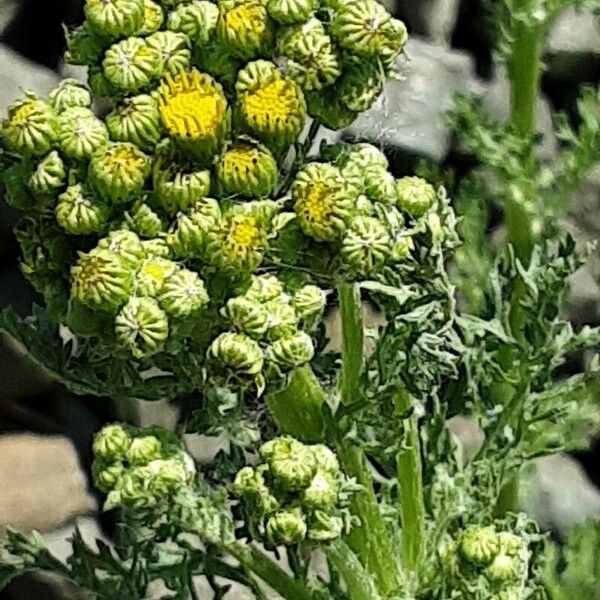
<box><xmin>326</xmin><ymin>541</ymin><xmax>383</xmax><ymax>600</ymax></box>
<box><xmin>506</xmin><ymin>0</ymin><xmax>543</xmax><ymax>264</ymax></box>
<box><xmin>338</xmin><ymin>283</ymin><xmax>364</xmax><ymax>406</ymax></box>
<box><xmin>267</xmin><ymin>365</ymin><xmax>326</xmax><ymax>442</ymax></box>
<box><xmin>227</xmin><ymin>544</ymin><xmax>316</xmax><ymax>600</ymax></box>
<box><xmin>336</xmin><ymin>283</ymin><xmax>403</xmax><ymax>595</ymax></box>
<box><xmin>395</xmin><ymin>387</ymin><xmax>424</xmax><ymax>576</ymax></box>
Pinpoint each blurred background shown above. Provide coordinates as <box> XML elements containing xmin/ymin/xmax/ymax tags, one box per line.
<box><xmin>0</xmin><ymin>0</ymin><xmax>598</xmax><ymax>598</ymax></box>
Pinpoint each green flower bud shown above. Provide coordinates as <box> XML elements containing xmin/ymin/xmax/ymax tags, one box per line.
<box><xmin>336</xmin><ymin>57</ymin><xmax>384</xmax><ymax>113</ymax></box>
<box><xmin>331</xmin><ymin>0</ymin><xmax>407</xmax><ymax>58</ymax></box>
<box><xmin>115</xmin><ymin>296</ymin><xmax>169</xmax><ymax>357</ymax></box>
<box><xmin>205</xmin><ymin>214</ymin><xmax>266</xmax><ymax>273</ymax></box>
<box><xmin>233</xmin><ymin>466</ymin><xmax>276</xmax><ymax>512</ymax></box>
<box><xmin>2</xmin><ymin>95</ymin><xmax>58</xmax><ymax>157</ymax></box>
<box><xmin>146</xmin><ymin>31</ymin><xmax>192</xmax><ymax>77</ymax></box>
<box><xmin>229</xmin><ymin>199</ymin><xmax>280</xmax><ymax>229</ymax></box>
<box><xmin>48</xmin><ymin>79</ymin><xmax>92</xmax><ymax>113</ymax></box>
<box><xmin>308</xmin><ymin>511</ymin><xmax>343</xmax><ymax>541</ymax></box>
<box><xmin>341</xmin><ymin>216</ymin><xmax>391</xmax><ymax>274</ymax></box>
<box><xmin>29</xmin><ymin>151</ymin><xmax>65</xmax><ymax>195</ymax></box>
<box><xmin>216</xmin><ymin>137</ymin><xmax>278</xmax><ymax>199</ymax></box>
<box><xmin>395</xmin><ymin>176</ymin><xmax>436</xmax><ymax>218</ymax></box>
<box><xmin>310</xmin><ymin>444</ymin><xmax>340</xmax><ymax>475</ymax></box>
<box><xmin>154</xmin><ymin>168</ymin><xmax>211</xmax><ymax>214</ymax></box>
<box><xmin>89</xmin><ymin>142</ymin><xmax>151</xmax><ymax>203</ymax></box>
<box><xmin>142</xmin><ymin>237</ymin><xmax>171</xmax><ymax>258</ymax></box>
<box><xmin>157</xmin><ymin>69</ymin><xmax>230</xmax><ymax>163</ymax></box>
<box><xmin>93</xmin><ymin>423</ymin><xmax>131</xmax><ymax>461</ymax></box>
<box><xmin>84</xmin><ymin>0</ymin><xmax>145</xmax><ymax>37</ymax></box>
<box><xmin>306</xmin><ymin>85</ymin><xmax>358</xmax><ymax>130</ymax></box>
<box><xmin>237</xmin><ymin>61</ymin><xmax>306</xmax><ymax>149</ymax></box>
<box><xmin>71</xmin><ymin>249</ymin><xmax>133</xmax><ymax>312</ymax></box>
<box><xmin>267</xmin><ymin>331</ymin><xmax>314</xmax><ymax>369</ymax></box>
<box><xmin>138</xmin><ymin>0</ymin><xmax>164</xmax><ymax>34</ymax></box>
<box><xmin>165</xmin><ymin>198</ymin><xmax>219</xmax><ymax>257</ymax></box>
<box><xmin>260</xmin><ymin>435</ymin><xmax>302</xmax><ymax>463</ymax></box>
<box><xmin>103</xmin><ymin>37</ymin><xmax>163</xmax><ymax>93</ymax></box>
<box><xmin>107</xmin><ymin>94</ymin><xmax>162</xmax><ymax>151</ymax></box>
<box><xmin>56</xmin><ymin>184</ymin><xmax>109</xmax><ymax>235</ymax></box>
<box><xmin>135</xmin><ymin>256</ymin><xmax>178</xmax><ymax>295</ymax></box>
<box><xmin>292</xmin><ymin>285</ymin><xmax>325</xmax><ymax>323</ymax></box>
<box><xmin>64</xmin><ymin>24</ymin><xmax>107</xmax><ymax>66</ymax></box>
<box><xmin>302</xmin><ymin>470</ymin><xmax>339</xmax><ymax>511</ymax></box>
<box><xmin>364</xmin><ymin>168</ymin><xmax>396</xmax><ymax>204</ymax></box>
<box><xmin>223</xmin><ymin>297</ymin><xmax>269</xmax><ymax>338</ymax></box>
<box><xmin>124</xmin><ymin>201</ymin><xmax>165</xmax><ymax>238</ymax></box>
<box><xmin>268</xmin><ymin>437</ymin><xmax>317</xmax><ymax>490</ymax></box>
<box><xmin>267</xmin><ymin>508</ymin><xmax>307</xmax><ymax>545</ymax></box>
<box><xmin>245</xmin><ymin>274</ymin><xmax>284</xmax><ymax>303</ymax></box>
<box><xmin>265</xmin><ymin>300</ymin><xmax>297</xmax><ymax>341</ymax></box>
<box><xmin>126</xmin><ymin>435</ymin><xmax>162</xmax><ymax>465</ymax></box>
<box><xmin>277</xmin><ymin>19</ymin><xmax>340</xmax><ymax>91</ymax></box>
<box><xmin>88</xmin><ymin>67</ymin><xmax>119</xmax><ymax>99</ymax></box>
<box><xmin>97</xmin><ymin>229</ymin><xmax>145</xmax><ymax>268</ymax></box>
<box><xmin>498</xmin><ymin>532</ymin><xmax>526</xmax><ymax>557</ymax></box>
<box><xmin>292</xmin><ymin>162</ymin><xmax>353</xmax><ymax>241</ymax></box>
<box><xmin>486</xmin><ymin>553</ymin><xmax>522</xmax><ymax>584</ymax></box>
<box><xmin>159</xmin><ymin>268</ymin><xmax>209</xmax><ymax>318</ymax></box>
<box><xmin>267</xmin><ymin>0</ymin><xmax>317</xmax><ymax>24</ymax></box>
<box><xmin>167</xmin><ymin>0</ymin><xmax>218</xmax><ymax>44</ymax></box>
<box><xmin>459</xmin><ymin>526</ymin><xmax>501</xmax><ymax>566</ymax></box>
<box><xmin>57</xmin><ymin>107</ymin><xmax>109</xmax><ymax>160</ymax></box>
<box><xmin>342</xmin><ymin>143</ymin><xmax>388</xmax><ymax>172</ymax></box>
<box><xmin>93</xmin><ymin>462</ymin><xmax>124</xmax><ymax>492</ymax></box>
<box><xmin>208</xmin><ymin>332</ymin><xmax>264</xmax><ymax>375</ymax></box>
<box><xmin>217</xmin><ymin>0</ymin><xmax>275</xmax><ymax>61</ymax></box>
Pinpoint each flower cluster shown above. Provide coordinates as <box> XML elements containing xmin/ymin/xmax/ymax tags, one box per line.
<box><xmin>92</xmin><ymin>423</ymin><xmax>196</xmax><ymax>509</ymax></box>
<box><xmin>232</xmin><ymin>436</ymin><xmax>357</xmax><ymax>546</ymax></box>
<box><xmin>438</xmin><ymin>522</ymin><xmax>542</xmax><ymax>599</ymax></box>
<box><xmin>208</xmin><ymin>274</ymin><xmax>324</xmax><ymax>388</ymax></box>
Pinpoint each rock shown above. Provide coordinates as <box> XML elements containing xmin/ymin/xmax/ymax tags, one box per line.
<box><xmin>344</xmin><ymin>37</ymin><xmax>481</xmax><ymax>162</ymax></box>
<box><xmin>0</xmin><ymin>44</ymin><xmax>61</xmax><ymax>114</ymax></box>
<box><xmin>447</xmin><ymin>416</ymin><xmax>485</xmax><ymax>464</ymax></box>
<box><xmin>546</xmin><ymin>8</ymin><xmax>600</xmax><ymax>83</ymax></box>
<box><xmin>397</xmin><ymin>0</ymin><xmax>461</xmax><ymax>45</ymax></box>
<box><xmin>521</xmin><ymin>453</ymin><xmax>600</xmax><ymax>532</ymax></box>
<box><xmin>480</xmin><ymin>67</ymin><xmax>558</xmax><ymax>161</ymax></box>
<box><xmin>0</xmin><ymin>434</ymin><xmax>95</xmax><ymax>532</ymax></box>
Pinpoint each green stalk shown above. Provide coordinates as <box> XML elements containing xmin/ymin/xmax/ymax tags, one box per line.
<box><xmin>506</xmin><ymin>0</ymin><xmax>543</xmax><ymax>264</ymax></box>
<box><xmin>266</xmin><ymin>364</ymin><xmax>326</xmax><ymax>442</ymax></box>
<box><xmin>227</xmin><ymin>543</ymin><xmax>316</xmax><ymax>600</ymax></box>
<box><xmin>326</xmin><ymin>540</ymin><xmax>383</xmax><ymax>600</ymax></box>
<box><xmin>336</xmin><ymin>283</ymin><xmax>403</xmax><ymax>596</ymax></box>
<box><xmin>395</xmin><ymin>387</ymin><xmax>424</xmax><ymax>576</ymax></box>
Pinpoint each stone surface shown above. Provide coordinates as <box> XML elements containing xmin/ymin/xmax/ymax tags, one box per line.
<box><xmin>344</xmin><ymin>37</ymin><xmax>481</xmax><ymax>162</ymax></box>
<box><xmin>521</xmin><ymin>453</ymin><xmax>600</xmax><ymax>532</ymax></box>
<box><xmin>0</xmin><ymin>434</ymin><xmax>95</xmax><ymax>532</ymax></box>
<box><xmin>397</xmin><ymin>0</ymin><xmax>461</xmax><ymax>45</ymax></box>
<box><xmin>0</xmin><ymin>44</ymin><xmax>61</xmax><ymax>114</ymax></box>
<box><xmin>546</xmin><ymin>8</ymin><xmax>600</xmax><ymax>82</ymax></box>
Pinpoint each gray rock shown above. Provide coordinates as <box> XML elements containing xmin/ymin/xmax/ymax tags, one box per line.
<box><xmin>397</xmin><ymin>0</ymin><xmax>461</xmax><ymax>45</ymax></box>
<box><xmin>344</xmin><ymin>37</ymin><xmax>481</xmax><ymax>162</ymax></box>
<box><xmin>0</xmin><ymin>44</ymin><xmax>60</xmax><ymax>114</ymax></box>
<box><xmin>546</xmin><ymin>8</ymin><xmax>600</xmax><ymax>82</ymax></box>
<box><xmin>521</xmin><ymin>454</ymin><xmax>600</xmax><ymax>532</ymax></box>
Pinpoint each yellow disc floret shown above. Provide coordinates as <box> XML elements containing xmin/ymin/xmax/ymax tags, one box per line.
<box><xmin>158</xmin><ymin>69</ymin><xmax>229</xmax><ymax>161</ymax></box>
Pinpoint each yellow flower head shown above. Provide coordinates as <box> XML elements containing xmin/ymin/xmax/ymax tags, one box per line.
<box><xmin>292</xmin><ymin>162</ymin><xmax>354</xmax><ymax>241</ymax></box>
<box><xmin>217</xmin><ymin>0</ymin><xmax>275</xmax><ymax>61</ymax></box>
<box><xmin>158</xmin><ymin>68</ymin><xmax>230</xmax><ymax>161</ymax></box>
<box><xmin>236</xmin><ymin>60</ymin><xmax>306</xmax><ymax>149</ymax></box>
<box><xmin>205</xmin><ymin>213</ymin><xmax>266</xmax><ymax>272</ymax></box>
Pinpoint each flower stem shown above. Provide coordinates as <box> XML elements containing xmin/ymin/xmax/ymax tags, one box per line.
<box><xmin>227</xmin><ymin>543</ymin><xmax>317</xmax><ymax>600</ymax></box>
<box><xmin>395</xmin><ymin>387</ymin><xmax>424</xmax><ymax>576</ymax></box>
<box><xmin>335</xmin><ymin>283</ymin><xmax>403</xmax><ymax>596</ymax></box>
